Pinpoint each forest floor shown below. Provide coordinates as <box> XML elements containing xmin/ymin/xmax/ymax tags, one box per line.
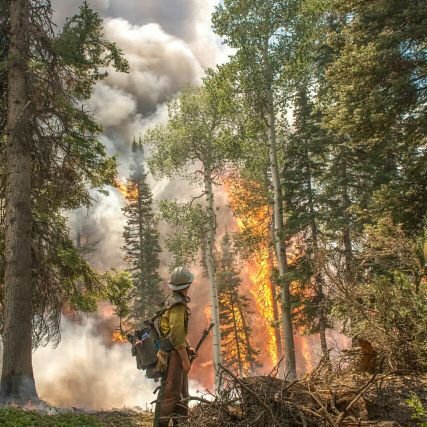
<box><xmin>0</xmin><ymin>407</ymin><xmax>154</xmax><ymax>426</ymax></box>
<box><xmin>1</xmin><ymin>366</ymin><xmax>426</xmax><ymax>426</ymax></box>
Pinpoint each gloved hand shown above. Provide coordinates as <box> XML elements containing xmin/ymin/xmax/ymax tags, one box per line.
<box><xmin>156</xmin><ymin>350</ymin><xmax>169</xmax><ymax>373</ymax></box>
<box><xmin>188</xmin><ymin>346</ymin><xmax>198</xmax><ymax>360</ymax></box>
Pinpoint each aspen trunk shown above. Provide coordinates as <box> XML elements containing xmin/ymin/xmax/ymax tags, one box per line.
<box><xmin>1</xmin><ymin>0</ymin><xmax>38</xmax><ymax>402</ymax></box>
<box><xmin>268</xmin><ymin>225</ymin><xmax>283</xmax><ymax>364</ymax></box>
<box><xmin>263</xmin><ymin>45</ymin><xmax>296</xmax><ymax>378</ymax></box>
<box><xmin>203</xmin><ymin>164</ymin><xmax>222</xmax><ymax>390</ymax></box>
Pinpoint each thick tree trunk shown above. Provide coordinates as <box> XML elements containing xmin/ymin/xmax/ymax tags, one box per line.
<box><xmin>263</xmin><ymin>48</ymin><xmax>296</xmax><ymax>379</ymax></box>
<box><xmin>203</xmin><ymin>164</ymin><xmax>222</xmax><ymax>390</ymax></box>
<box><xmin>1</xmin><ymin>0</ymin><xmax>38</xmax><ymax>402</ymax></box>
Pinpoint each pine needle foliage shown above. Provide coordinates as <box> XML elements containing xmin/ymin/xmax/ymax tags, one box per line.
<box><xmin>0</xmin><ymin>0</ymin><xmax>128</xmax><ymax>346</ymax></box>
<box><xmin>122</xmin><ymin>140</ymin><xmax>163</xmax><ymax>322</ymax></box>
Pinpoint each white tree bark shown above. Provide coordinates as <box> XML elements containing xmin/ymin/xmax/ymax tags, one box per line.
<box><xmin>203</xmin><ymin>162</ymin><xmax>222</xmax><ymax>391</ymax></box>
<box><xmin>264</xmin><ymin>44</ymin><xmax>297</xmax><ymax>380</ymax></box>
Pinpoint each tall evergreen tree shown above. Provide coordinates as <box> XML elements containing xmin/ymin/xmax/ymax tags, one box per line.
<box><xmin>217</xmin><ymin>233</ymin><xmax>258</xmax><ymax>377</ymax></box>
<box><xmin>122</xmin><ymin>140</ymin><xmax>163</xmax><ymax>322</ymax></box>
<box><xmin>323</xmin><ymin>0</ymin><xmax>427</xmax><ymax>236</ymax></box>
<box><xmin>283</xmin><ymin>84</ymin><xmax>330</xmax><ymax>357</ymax></box>
<box><xmin>2</xmin><ymin>0</ymin><xmax>34</xmax><ymax>401</ymax></box>
<box><xmin>0</xmin><ymin>1</ymin><xmax>127</xmax><ymax>402</ymax></box>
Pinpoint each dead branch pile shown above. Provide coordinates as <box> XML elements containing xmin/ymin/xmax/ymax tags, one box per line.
<box><xmin>184</xmin><ymin>361</ymin><xmax>427</xmax><ymax>427</ymax></box>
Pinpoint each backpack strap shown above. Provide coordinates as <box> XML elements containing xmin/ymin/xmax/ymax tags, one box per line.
<box><xmin>149</xmin><ymin>292</ymin><xmax>189</xmax><ymax>323</ymax></box>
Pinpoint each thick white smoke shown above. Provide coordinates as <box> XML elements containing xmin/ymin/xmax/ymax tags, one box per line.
<box><xmin>33</xmin><ymin>311</ymin><xmax>209</xmax><ymax>409</ymax></box>
<box><xmin>62</xmin><ymin>0</ymin><xmax>228</xmax><ymax>271</ymax></box>
<box><xmin>34</xmin><ymin>316</ymin><xmax>157</xmax><ymax>410</ymax></box>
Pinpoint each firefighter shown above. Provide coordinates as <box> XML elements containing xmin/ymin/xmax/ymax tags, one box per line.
<box><xmin>154</xmin><ymin>266</ymin><xmax>196</xmax><ymax>427</ymax></box>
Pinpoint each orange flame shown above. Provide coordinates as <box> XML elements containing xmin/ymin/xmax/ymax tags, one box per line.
<box><xmin>225</xmin><ymin>177</ymin><xmax>280</xmax><ymax>369</ymax></box>
<box><xmin>113</xmin><ymin>177</ymin><xmax>129</xmax><ymax>198</ymax></box>
<box><xmin>113</xmin><ymin>178</ymin><xmax>140</xmax><ymax>201</ymax></box>
<box><xmin>246</xmin><ymin>247</ymin><xmax>279</xmax><ymax>367</ymax></box>
<box><xmin>112</xmin><ymin>330</ymin><xmax>127</xmax><ymax>344</ymax></box>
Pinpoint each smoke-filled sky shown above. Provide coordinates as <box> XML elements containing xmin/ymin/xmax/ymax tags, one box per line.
<box><xmin>59</xmin><ymin>0</ymin><xmax>230</xmax><ymax>271</ymax></box>
<box><xmin>54</xmin><ymin>0</ymin><xmax>227</xmax><ymax>157</ymax></box>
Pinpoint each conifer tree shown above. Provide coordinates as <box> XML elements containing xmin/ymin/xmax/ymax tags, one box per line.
<box><xmin>323</xmin><ymin>0</ymin><xmax>427</xmax><ymax>236</ymax></box>
<box><xmin>0</xmin><ymin>1</ymin><xmax>127</xmax><ymax>401</ymax></box>
<box><xmin>283</xmin><ymin>84</ymin><xmax>330</xmax><ymax>357</ymax></box>
<box><xmin>217</xmin><ymin>233</ymin><xmax>258</xmax><ymax>377</ymax></box>
<box><xmin>122</xmin><ymin>140</ymin><xmax>163</xmax><ymax>322</ymax></box>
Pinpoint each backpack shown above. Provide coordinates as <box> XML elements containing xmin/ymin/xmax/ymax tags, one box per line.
<box><xmin>128</xmin><ymin>293</ymin><xmax>188</xmax><ymax>379</ymax></box>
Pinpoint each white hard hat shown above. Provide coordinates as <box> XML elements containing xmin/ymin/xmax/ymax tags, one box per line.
<box><xmin>168</xmin><ymin>266</ymin><xmax>194</xmax><ymax>291</ymax></box>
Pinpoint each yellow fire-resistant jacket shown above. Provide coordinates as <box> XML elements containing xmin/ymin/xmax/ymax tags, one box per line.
<box><xmin>159</xmin><ymin>292</ymin><xmax>189</xmax><ymax>350</ymax></box>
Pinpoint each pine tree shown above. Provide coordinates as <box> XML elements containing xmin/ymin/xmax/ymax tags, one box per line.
<box><xmin>122</xmin><ymin>140</ymin><xmax>163</xmax><ymax>323</ymax></box>
<box><xmin>283</xmin><ymin>84</ymin><xmax>330</xmax><ymax>357</ymax></box>
<box><xmin>322</xmin><ymin>0</ymin><xmax>427</xmax><ymax>237</ymax></box>
<box><xmin>217</xmin><ymin>233</ymin><xmax>258</xmax><ymax>377</ymax></box>
<box><xmin>0</xmin><ymin>1</ymin><xmax>127</xmax><ymax>402</ymax></box>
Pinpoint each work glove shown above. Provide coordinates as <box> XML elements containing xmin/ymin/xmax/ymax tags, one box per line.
<box><xmin>156</xmin><ymin>350</ymin><xmax>169</xmax><ymax>373</ymax></box>
<box><xmin>188</xmin><ymin>346</ymin><xmax>198</xmax><ymax>361</ymax></box>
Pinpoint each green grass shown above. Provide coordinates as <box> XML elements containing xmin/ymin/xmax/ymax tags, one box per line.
<box><xmin>0</xmin><ymin>408</ymin><xmax>154</xmax><ymax>427</ymax></box>
<box><xmin>0</xmin><ymin>408</ymin><xmax>102</xmax><ymax>427</ymax></box>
